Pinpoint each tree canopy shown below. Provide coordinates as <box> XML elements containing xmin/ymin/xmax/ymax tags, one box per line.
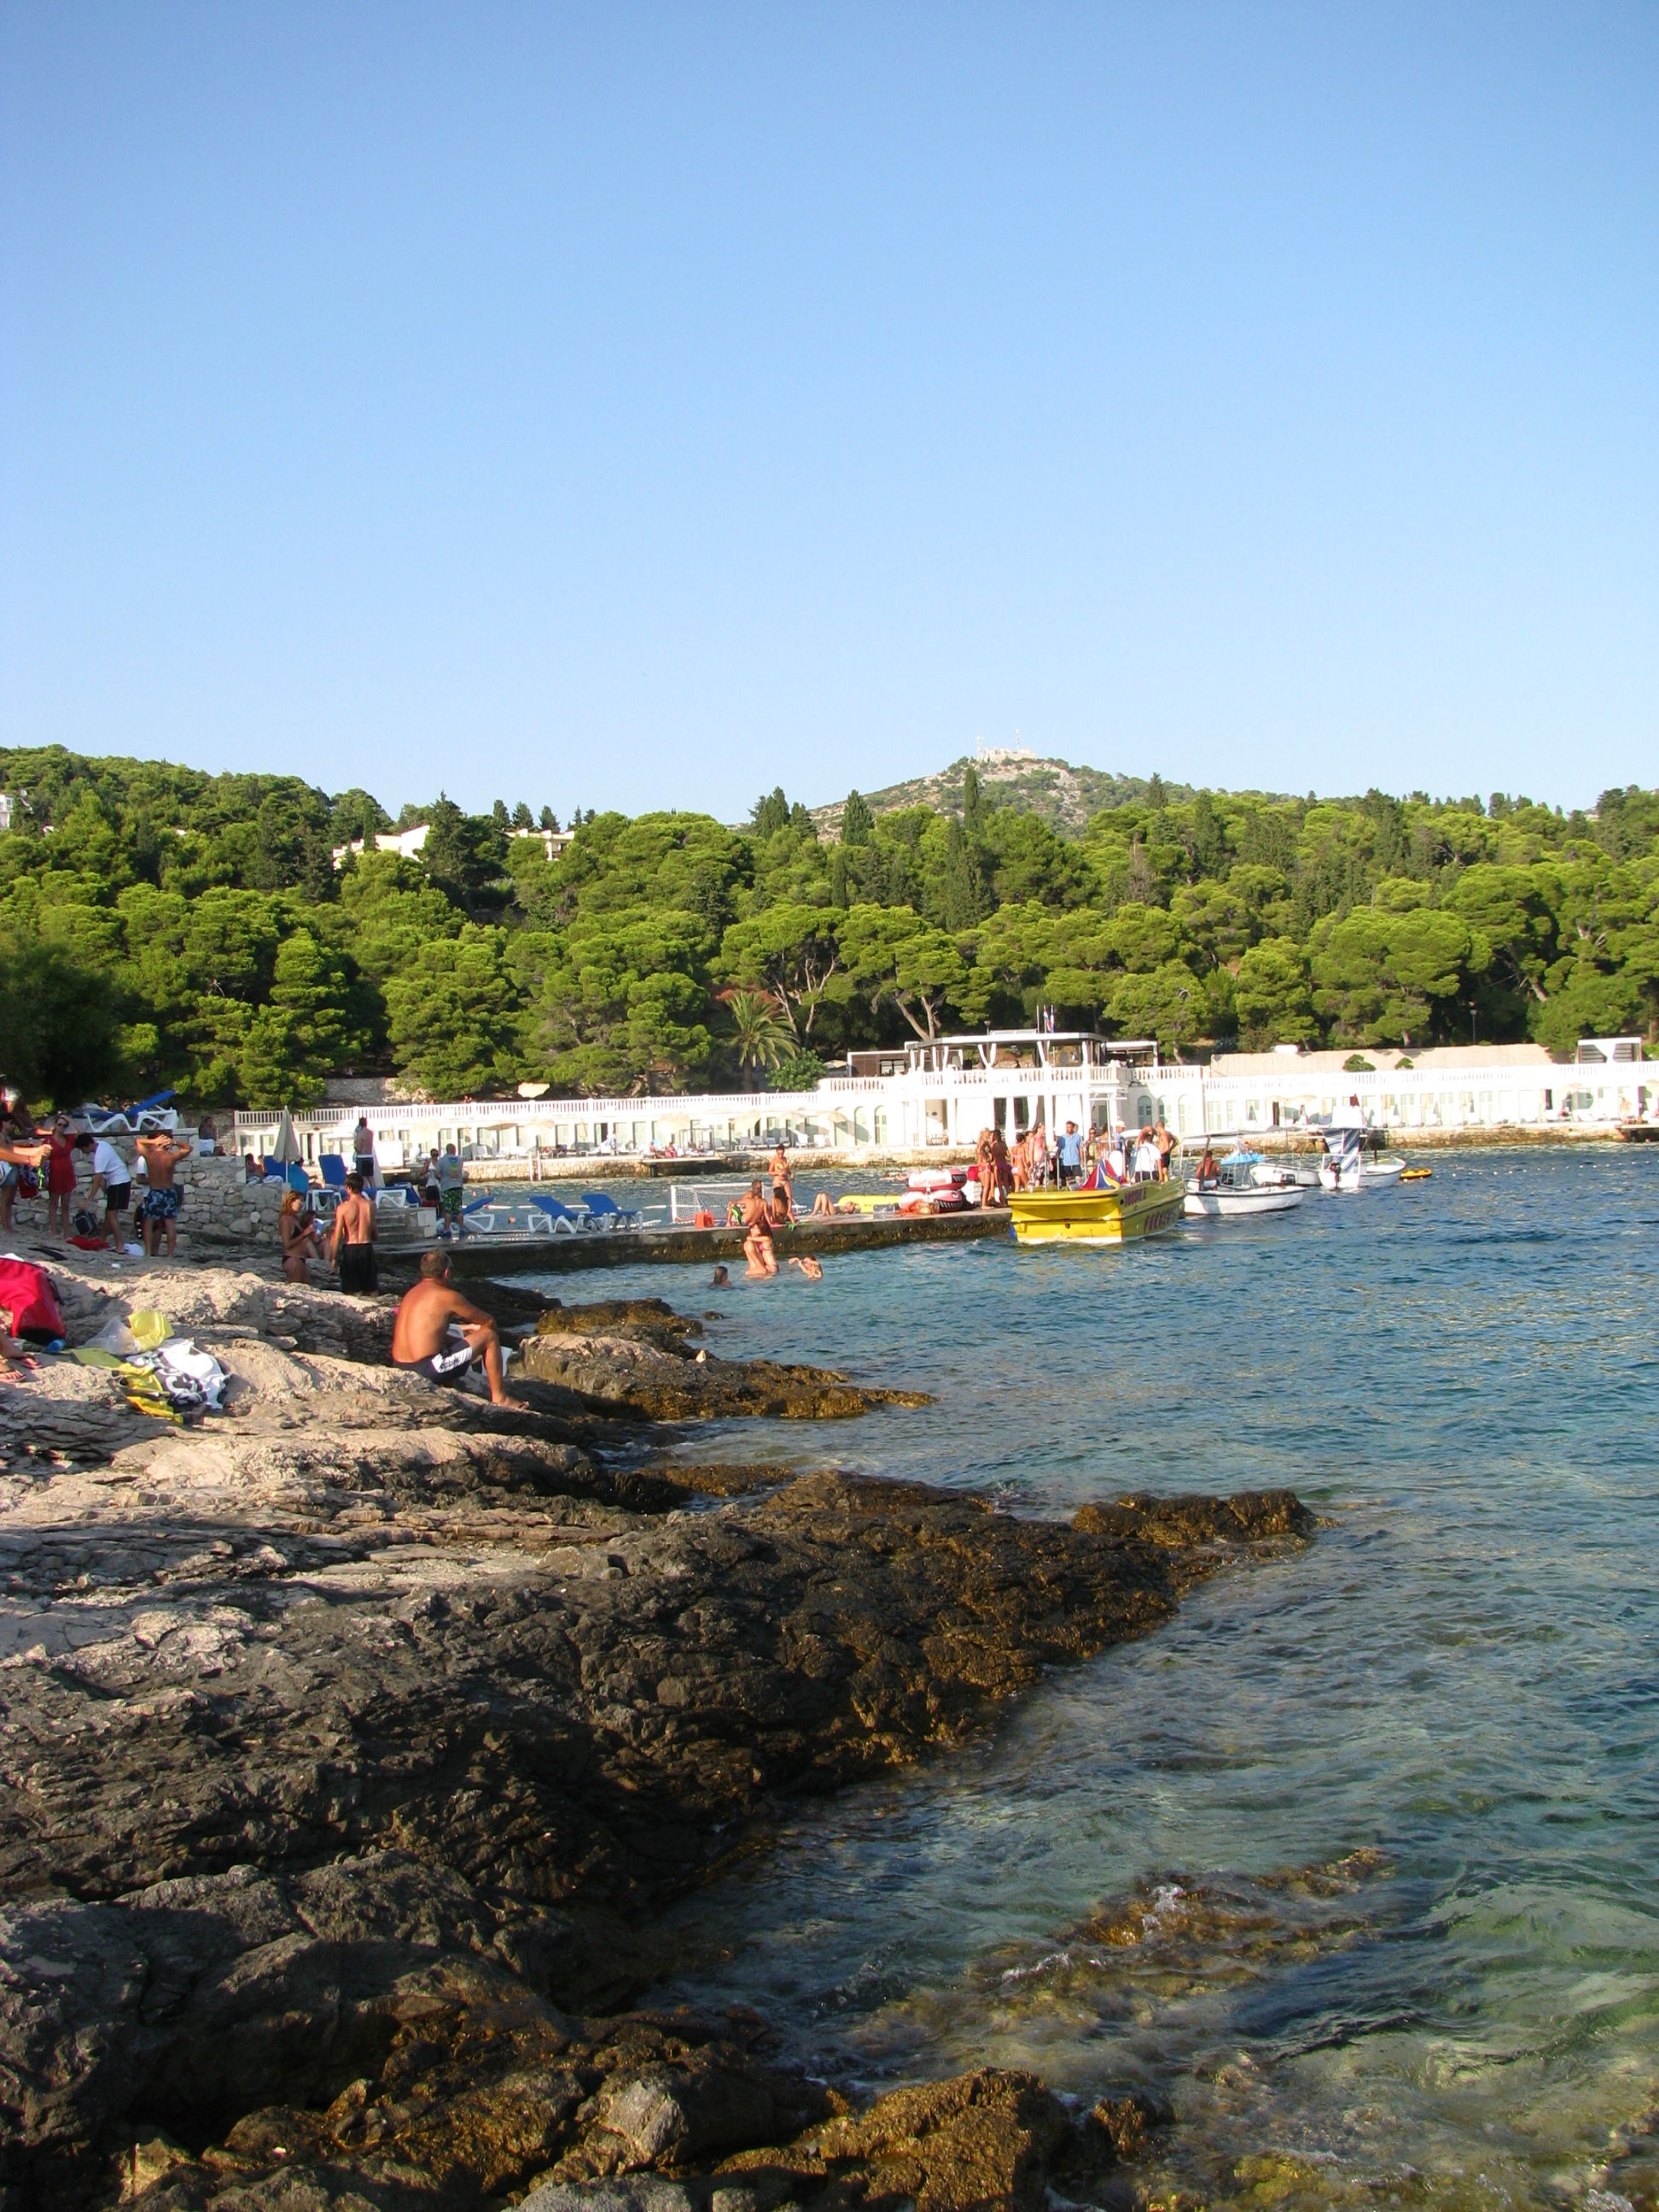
<box><xmin>0</xmin><ymin>742</ymin><xmax>1653</xmax><ymax>1108</ymax></box>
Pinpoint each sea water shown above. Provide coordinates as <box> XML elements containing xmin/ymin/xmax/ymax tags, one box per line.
<box><xmin>522</xmin><ymin>1148</ymin><xmax>1659</xmax><ymax>2210</ymax></box>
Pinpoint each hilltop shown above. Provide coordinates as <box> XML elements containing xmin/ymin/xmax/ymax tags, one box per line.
<box><xmin>811</xmin><ymin>747</ymin><xmax>1202</xmax><ymax>838</ymax></box>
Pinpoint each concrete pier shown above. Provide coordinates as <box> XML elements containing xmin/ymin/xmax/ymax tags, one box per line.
<box><xmin>379</xmin><ymin>1206</ymin><xmax>1013</xmax><ymax>1278</ymax></box>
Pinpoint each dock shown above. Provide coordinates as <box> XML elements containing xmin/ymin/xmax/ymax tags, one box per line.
<box><xmin>379</xmin><ymin>1207</ymin><xmax>1013</xmax><ymax>1278</ymax></box>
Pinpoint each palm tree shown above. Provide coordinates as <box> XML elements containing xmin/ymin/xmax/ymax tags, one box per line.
<box><xmin>724</xmin><ymin>990</ymin><xmax>789</xmax><ymax>1089</ymax></box>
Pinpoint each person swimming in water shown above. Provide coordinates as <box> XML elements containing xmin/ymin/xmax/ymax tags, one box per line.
<box><xmin>710</xmin><ymin>1263</ymin><xmax>731</xmax><ymax>1286</ymax></box>
<box><xmin>788</xmin><ymin>1254</ymin><xmax>824</xmax><ymax>1280</ymax></box>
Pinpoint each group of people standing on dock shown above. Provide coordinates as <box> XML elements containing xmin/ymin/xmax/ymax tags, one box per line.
<box><xmin>0</xmin><ymin>1090</ymin><xmax>202</xmax><ymax>1255</ymax></box>
<box><xmin>981</xmin><ymin>1116</ymin><xmax>1178</xmax><ymax>1196</ymax></box>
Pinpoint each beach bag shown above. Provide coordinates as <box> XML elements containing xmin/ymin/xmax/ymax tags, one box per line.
<box><xmin>73</xmin><ymin>1208</ymin><xmax>100</xmax><ymax>1237</ymax></box>
<box><xmin>0</xmin><ymin>1257</ymin><xmax>66</xmax><ymax>1344</ymax></box>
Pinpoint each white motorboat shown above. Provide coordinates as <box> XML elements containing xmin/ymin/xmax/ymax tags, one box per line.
<box><xmin>1185</xmin><ymin>1152</ymin><xmax>1307</xmax><ymax>1219</ymax></box>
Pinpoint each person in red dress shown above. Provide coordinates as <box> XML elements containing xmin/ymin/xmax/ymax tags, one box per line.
<box><xmin>44</xmin><ymin>1115</ymin><xmax>79</xmax><ymax>1240</ymax></box>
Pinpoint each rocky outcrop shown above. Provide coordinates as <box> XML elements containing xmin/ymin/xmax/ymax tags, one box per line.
<box><xmin>0</xmin><ymin>1257</ymin><xmax>1314</xmax><ymax>2209</ymax></box>
<box><xmin>519</xmin><ymin>1298</ymin><xmax>930</xmax><ymax>1421</ymax></box>
<box><xmin>516</xmin><ymin>1334</ymin><xmax>928</xmax><ymax>1420</ymax></box>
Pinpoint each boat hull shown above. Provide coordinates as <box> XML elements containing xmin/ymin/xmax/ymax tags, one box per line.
<box><xmin>1007</xmin><ymin>1179</ymin><xmax>1185</xmax><ymax>1245</ymax></box>
<box><xmin>1184</xmin><ymin>1185</ymin><xmax>1306</xmax><ymax>1218</ymax></box>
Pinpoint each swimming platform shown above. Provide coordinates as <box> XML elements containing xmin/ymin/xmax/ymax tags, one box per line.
<box><xmin>376</xmin><ymin>1206</ymin><xmax>1013</xmax><ymax>1278</ymax></box>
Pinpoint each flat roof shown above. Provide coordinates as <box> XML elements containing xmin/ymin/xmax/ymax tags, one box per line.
<box><xmin>917</xmin><ymin>1031</ymin><xmax>1157</xmax><ymax>1050</ymax></box>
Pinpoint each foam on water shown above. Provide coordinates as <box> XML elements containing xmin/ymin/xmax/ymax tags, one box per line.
<box><xmin>519</xmin><ymin>1148</ymin><xmax>1659</xmax><ymax>2208</ymax></box>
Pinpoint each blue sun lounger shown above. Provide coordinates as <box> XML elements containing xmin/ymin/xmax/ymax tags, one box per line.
<box><xmin>580</xmin><ymin>1191</ymin><xmax>641</xmax><ymax>1230</ymax></box>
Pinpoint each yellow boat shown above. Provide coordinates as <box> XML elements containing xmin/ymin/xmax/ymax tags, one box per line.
<box><xmin>1007</xmin><ymin>1178</ymin><xmax>1186</xmax><ymax>1246</ymax></box>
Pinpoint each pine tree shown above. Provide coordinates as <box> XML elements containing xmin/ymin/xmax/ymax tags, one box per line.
<box><xmin>939</xmin><ymin>818</ymin><xmax>992</xmax><ymax>929</ymax></box>
<box><xmin>962</xmin><ymin>764</ymin><xmax>986</xmax><ymax>834</ymax></box>
<box><xmin>841</xmin><ymin>789</ymin><xmax>874</xmax><ymax>847</ymax></box>
<box><xmin>421</xmin><ymin>796</ymin><xmax>473</xmax><ymax>900</ymax></box>
<box><xmin>752</xmin><ymin>787</ymin><xmax>790</xmax><ymax>837</ymax></box>
<box><xmin>1190</xmin><ymin>789</ymin><xmax>1226</xmax><ymax>878</ymax></box>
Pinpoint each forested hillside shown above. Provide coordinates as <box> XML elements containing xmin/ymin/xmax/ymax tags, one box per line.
<box><xmin>2</xmin><ymin>743</ymin><xmax>1656</xmax><ymax>1109</ymax></box>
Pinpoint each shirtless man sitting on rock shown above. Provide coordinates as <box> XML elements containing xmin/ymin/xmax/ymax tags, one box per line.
<box><xmin>390</xmin><ymin>1250</ymin><xmax>526</xmax><ymax>1407</ymax></box>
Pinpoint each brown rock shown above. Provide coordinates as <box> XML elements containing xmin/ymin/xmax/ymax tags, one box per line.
<box><xmin>517</xmin><ymin>1334</ymin><xmax>929</xmax><ymax>1420</ymax></box>
<box><xmin>730</xmin><ymin>2067</ymin><xmax>1072</xmax><ymax>2212</ymax></box>
<box><xmin>1072</xmin><ymin>1488</ymin><xmax>1316</xmax><ymax>1545</ymax></box>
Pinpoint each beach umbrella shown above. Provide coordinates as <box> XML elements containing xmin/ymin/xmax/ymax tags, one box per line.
<box><xmin>271</xmin><ymin>1108</ymin><xmax>302</xmax><ymax>1164</ymax></box>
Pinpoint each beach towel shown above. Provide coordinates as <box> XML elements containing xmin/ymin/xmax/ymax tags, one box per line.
<box><xmin>0</xmin><ymin>1257</ymin><xmax>65</xmax><ymax>1345</ymax></box>
<box><xmin>74</xmin><ymin>1335</ymin><xmax>227</xmax><ymax>1421</ymax></box>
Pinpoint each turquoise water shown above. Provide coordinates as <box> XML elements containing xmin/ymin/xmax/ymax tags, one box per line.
<box><xmin>521</xmin><ymin>1150</ymin><xmax>1659</xmax><ymax>2210</ymax></box>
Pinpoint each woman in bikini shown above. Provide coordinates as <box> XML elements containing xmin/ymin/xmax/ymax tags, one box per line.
<box><xmin>279</xmin><ymin>1191</ymin><xmax>324</xmax><ymax>1284</ymax></box>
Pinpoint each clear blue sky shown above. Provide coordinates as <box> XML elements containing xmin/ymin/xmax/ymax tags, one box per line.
<box><xmin>3</xmin><ymin>4</ymin><xmax>1655</xmax><ymax>822</ymax></box>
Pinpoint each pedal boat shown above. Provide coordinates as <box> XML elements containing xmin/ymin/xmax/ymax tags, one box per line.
<box><xmin>1007</xmin><ymin>1176</ymin><xmax>1185</xmax><ymax>1245</ymax></box>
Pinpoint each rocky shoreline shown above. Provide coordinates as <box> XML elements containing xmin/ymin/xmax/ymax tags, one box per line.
<box><xmin>0</xmin><ymin>1237</ymin><xmax>1314</xmax><ymax>2211</ymax></box>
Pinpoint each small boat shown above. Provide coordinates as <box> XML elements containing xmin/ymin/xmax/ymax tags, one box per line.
<box><xmin>1364</xmin><ymin>1152</ymin><xmax>1408</xmax><ymax>1179</ymax></box>
<box><xmin>1400</xmin><ymin>1167</ymin><xmax>1434</xmax><ymax>1182</ymax></box>
<box><xmin>1185</xmin><ymin>1153</ymin><xmax>1307</xmax><ymax>1220</ymax></box>
<box><xmin>1007</xmin><ymin>1177</ymin><xmax>1185</xmax><ymax>1246</ymax></box>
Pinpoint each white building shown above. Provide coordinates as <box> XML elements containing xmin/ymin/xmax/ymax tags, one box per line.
<box><xmin>233</xmin><ymin>1033</ymin><xmax>1653</xmax><ymax>1173</ymax></box>
<box><xmin>330</xmin><ymin>823</ymin><xmax>574</xmax><ymax>869</ymax></box>
<box><xmin>330</xmin><ymin>824</ymin><xmax>432</xmax><ymax>868</ymax></box>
